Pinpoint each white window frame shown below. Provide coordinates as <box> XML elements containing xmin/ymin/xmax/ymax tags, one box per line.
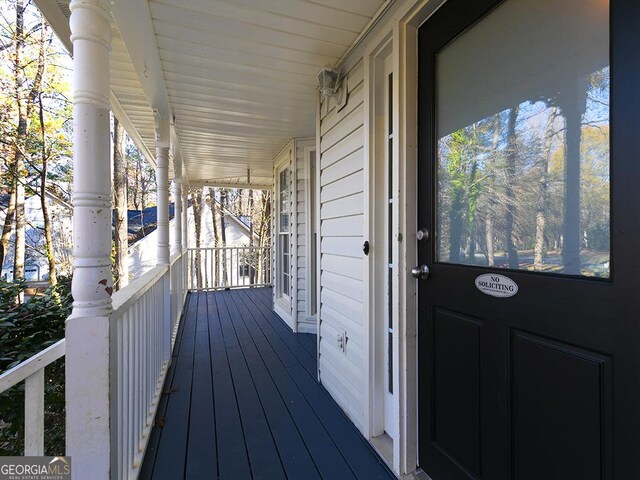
<box><xmin>273</xmin><ymin>144</ymin><xmax>296</xmax><ymax>329</ymax></box>
<box><xmin>276</xmin><ymin>163</ymin><xmax>291</xmax><ymax>301</ymax></box>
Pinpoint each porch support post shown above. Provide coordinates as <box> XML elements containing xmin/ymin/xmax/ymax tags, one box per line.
<box><xmin>173</xmin><ymin>156</ymin><xmax>183</xmax><ymax>254</ymax></box>
<box><xmin>154</xmin><ymin>113</ymin><xmax>170</xmax><ymax>265</ymax></box>
<box><xmin>66</xmin><ymin>0</ymin><xmax>113</xmax><ymax>477</ymax></box>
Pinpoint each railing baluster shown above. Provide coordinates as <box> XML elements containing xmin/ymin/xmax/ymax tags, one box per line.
<box><xmin>24</xmin><ymin>369</ymin><xmax>44</xmax><ymax>456</ymax></box>
<box><xmin>183</xmin><ymin>246</ymin><xmax>274</xmax><ymax>291</ymax></box>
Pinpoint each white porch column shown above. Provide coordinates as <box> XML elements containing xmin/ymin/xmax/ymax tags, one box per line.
<box><xmin>172</xmin><ymin>157</ymin><xmax>183</xmax><ymax>254</ymax></box>
<box><xmin>67</xmin><ymin>0</ymin><xmax>113</xmax><ymax>477</ymax></box>
<box><xmin>155</xmin><ymin>141</ymin><xmax>170</xmax><ymax>265</ymax></box>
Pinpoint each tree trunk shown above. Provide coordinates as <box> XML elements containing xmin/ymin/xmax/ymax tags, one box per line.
<box><xmin>505</xmin><ymin>106</ymin><xmax>520</xmax><ymax>269</ymax></box>
<box><xmin>113</xmin><ymin>116</ymin><xmax>128</xmax><ymax>290</ymax></box>
<box><xmin>260</xmin><ymin>191</ymin><xmax>271</xmax><ymax>284</ymax></box>
<box><xmin>13</xmin><ymin>4</ymin><xmax>46</xmax><ymax>284</ymax></box>
<box><xmin>12</xmin><ymin>0</ymin><xmax>27</xmax><ymax>283</ymax></box>
<box><xmin>485</xmin><ymin>213</ymin><xmax>495</xmax><ymax>266</ymax></box>
<box><xmin>38</xmin><ymin>90</ymin><xmax>57</xmax><ymax>286</ymax></box>
<box><xmin>484</xmin><ymin>114</ymin><xmax>501</xmax><ymax>266</ymax></box>
<box><xmin>248</xmin><ymin>170</ymin><xmax>255</xmax><ymax>284</ymax></box>
<box><xmin>448</xmin><ymin>188</ymin><xmax>465</xmax><ymax>263</ymax></box>
<box><xmin>534</xmin><ymin>107</ymin><xmax>557</xmax><ymax>268</ymax></box>
<box><xmin>193</xmin><ymin>188</ymin><xmax>203</xmax><ymax>288</ymax></box>
<box><xmin>132</xmin><ymin>159</ymin><xmax>140</xmax><ymax>210</ymax></box>
<box><xmin>209</xmin><ymin>187</ymin><xmax>220</xmax><ymax>286</ymax></box>
<box><xmin>0</xmin><ymin>185</ymin><xmax>16</xmax><ymax>273</ymax></box>
<box><xmin>220</xmin><ymin>188</ymin><xmax>228</xmax><ymax>286</ymax></box>
<box><xmin>466</xmin><ymin>127</ymin><xmax>480</xmax><ymax>262</ymax></box>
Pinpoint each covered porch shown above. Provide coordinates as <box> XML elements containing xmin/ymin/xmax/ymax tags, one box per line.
<box><xmin>4</xmin><ymin>0</ymin><xmax>417</xmax><ymax>477</ymax></box>
<box><xmin>140</xmin><ymin>288</ymin><xmax>393</xmax><ymax>480</ymax></box>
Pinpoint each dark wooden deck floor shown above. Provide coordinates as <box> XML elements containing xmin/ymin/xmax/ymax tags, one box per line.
<box><xmin>140</xmin><ymin>287</ymin><xmax>396</xmax><ymax>480</ymax></box>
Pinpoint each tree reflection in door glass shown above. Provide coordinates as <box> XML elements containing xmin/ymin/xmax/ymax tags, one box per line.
<box><xmin>435</xmin><ymin>0</ymin><xmax>610</xmax><ymax>278</ymax></box>
<box><xmin>437</xmin><ymin>69</ymin><xmax>610</xmax><ymax>278</ymax></box>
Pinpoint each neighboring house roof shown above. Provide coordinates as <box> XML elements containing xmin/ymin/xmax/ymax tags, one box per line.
<box><xmin>211</xmin><ymin>199</ymin><xmax>258</xmax><ymax>240</ymax></box>
<box><xmin>125</xmin><ymin>203</ymin><xmax>176</xmax><ymax>235</ymax></box>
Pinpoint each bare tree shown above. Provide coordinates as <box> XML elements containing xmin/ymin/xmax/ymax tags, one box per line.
<box><xmin>219</xmin><ymin>188</ymin><xmax>228</xmax><ymax>286</ymax></box>
<box><xmin>12</xmin><ymin>2</ymin><xmax>46</xmax><ymax>283</ymax></box>
<box><xmin>504</xmin><ymin>106</ymin><xmax>520</xmax><ymax>269</ymax></box>
<box><xmin>534</xmin><ymin>107</ymin><xmax>558</xmax><ymax>268</ymax></box>
<box><xmin>209</xmin><ymin>187</ymin><xmax>220</xmax><ymax>286</ymax></box>
<box><xmin>1</xmin><ymin>182</ymin><xmax>16</xmax><ymax>271</ymax></box>
<box><xmin>38</xmin><ymin>88</ymin><xmax>57</xmax><ymax>285</ymax></box>
<box><xmin>484</xmin><ymin>113</ymin><xmax>502</xmax><ymax>266</ymax></box>
<box><xmin>113</xmin><ymin>116</ymin><xmax>128</xmax><ymax>290</ymax></box>
<box><xmin>192</xmin><ymin>188</ymin><xmax>203</xmax><ymax>289</ymax></box>
<box><xmin>256</xmin><ymin>190</ymin><xmax>271</xmax><ymax>284</ymax></box>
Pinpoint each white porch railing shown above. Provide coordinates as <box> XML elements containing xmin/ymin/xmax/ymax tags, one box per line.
<box><xmin>0</xmin><ymin>251</ymin><xmax>187</xmax><ymax>475</ymax></box>
<box><xmin>110</xmin><ymin>251</ymin><xmax>187</xmax><ymax>479</ymax></box>
<box><xmin>169</xmin><ymin>252</ymin><xmax>186</xmax><ymax>347</ymax></box>
<box><xmin>188</xmin><ymin>246</ymin><xmax>271</xmax><ymax>291</ymax></box>
<box><xmin>0</xmin><ymin>339</ymin><xmax>66</xmax><ymax>455</ymax></box>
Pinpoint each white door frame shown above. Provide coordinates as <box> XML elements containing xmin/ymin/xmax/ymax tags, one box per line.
<box><xmin>362</xmin><ymin>0</ymin><xmax>447</xmax><ymax>474</ymax></box>
<box><xmin>364</xmin><ymin>32</ymin><xmax>398</xmax><ymax>453</ymax></box>
<box><xmin>393</xmin><ymin>0</ymin><xmax>448</xmax><ymax>475</ymax></box>
<box><xmin>273</xmin><ymin>142</ymin><xmax>296</xmax><ymax>329</ymax></box>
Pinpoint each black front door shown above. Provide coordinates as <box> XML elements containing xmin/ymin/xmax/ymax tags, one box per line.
<box><xmin>417</xmin><ymin>0</ymin><xmax>640</xmax><ymax>478</ymax></box>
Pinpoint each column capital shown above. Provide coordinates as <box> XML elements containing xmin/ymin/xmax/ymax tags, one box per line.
<box><xmin>153</xmin><ymin>109</ymin><xmax>170</xmax><ymax>148</ymax></box>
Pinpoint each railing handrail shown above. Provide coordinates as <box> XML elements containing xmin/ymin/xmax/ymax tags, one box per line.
<box><xmin>0</xmin><ymin>339</ymin><xmax>66</xmax><ymax>393</ymax></box>
<box><xmin>170</xmin><ymin>251</ymin><xmax>182</xmax><ymax>265</ymax></box>
<box><xmin>111</xmin><ymin>264</ymin><xmax>169</xmax><ymax>314</ymax></box>
<box><xmin>187</xmin><ymin>246</ymin><xmax>269</xmax><ymax>251</ymax></box>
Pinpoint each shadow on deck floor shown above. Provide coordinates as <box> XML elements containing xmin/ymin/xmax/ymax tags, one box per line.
<box><xmin>140</xmin><ymin>287</ymin><xmax>396</xmax><ymax>480</ymax></box>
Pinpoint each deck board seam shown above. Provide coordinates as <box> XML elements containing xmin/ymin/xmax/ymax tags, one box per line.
<box><xmin>242</xmin><ymin>289</ymin><xmax>394</xmax><ymax>479</ymax></box>
<box><xmin>204</xmin><ymin>292</ymin><xmax>220</xmax><ymax>479</ymax></box>
<box><xmin>238</xmin><ymin>288</ymin><xmax>317</xmax><ymax>372</ymax></box>
<box><xmin>229</xmin><ymin>289</ymin><xmax>358</xmax><ymax>479</ymax></box>
<box><xmin>218</xmin><ymin>291</ymin><xmax>292</xmax><ymax>480</ymax></box>
<box><xmin>210</xmin><ymin>291</ymin><xmax>255</xmax><ymax>479</ymax></box>
<box><xmin>181</xmin><ymin>293</ymin><xmax>200</xmax><ymax>479</ymax></box>
<box><xmin>225</xmin><ymin>289</ymin><xmax>326</xmax><ymax>479</ymax></box>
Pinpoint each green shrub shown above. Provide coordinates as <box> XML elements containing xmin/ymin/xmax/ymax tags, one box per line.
<box><xmin>0</xmin><ymin>277</ymin><xmax>71</xmax><ymax>455</ymax></box>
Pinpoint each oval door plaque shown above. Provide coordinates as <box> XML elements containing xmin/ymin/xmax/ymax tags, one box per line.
<box><xmin>475</xmin><ymin>274</ymin><xmax>518</xmax><ymax>298</ymax></box>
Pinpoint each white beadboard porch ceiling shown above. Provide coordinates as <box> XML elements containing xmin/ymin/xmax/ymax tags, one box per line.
<box><xmin>36</xmin><ymin>0</ymin><xmax>387</xmax><ymax>188</ymax></box>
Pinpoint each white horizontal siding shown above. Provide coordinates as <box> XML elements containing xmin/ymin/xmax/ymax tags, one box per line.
<box><xmin>318</xmin><ymin>58</ymin><xmax>366</xmax><ymax>428</ymax></box>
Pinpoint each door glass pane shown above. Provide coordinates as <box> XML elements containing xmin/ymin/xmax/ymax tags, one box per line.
<box><xmin>279</xmin><ymin>167</ymin><xmax>290</xmax><ymax>233</ymax></box>
<box><xmin>435</xmin><ymin>0</ymin><xmax>610</xmax><ymax>278</ymax></box>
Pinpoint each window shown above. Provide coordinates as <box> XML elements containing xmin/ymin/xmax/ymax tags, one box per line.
<box><xmin>277</xmin><ymin>165</ymin><xmax>291</xmax><ymax>299</ymax></box>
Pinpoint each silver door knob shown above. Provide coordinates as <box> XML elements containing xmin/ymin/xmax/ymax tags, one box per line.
<box><xmin>411</xmin><ymin>265</ymin><xmax>430</xmax><ymax>280</ymax></box>
<box><xmin>416</xmin><ymin>228</ymin><xmax>429</xmax><ymax>241</ymax></box>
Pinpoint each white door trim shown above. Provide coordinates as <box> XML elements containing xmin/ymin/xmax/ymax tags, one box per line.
<box><xmin>364</xmin><ymin>29</ymin><xmax>396</xmax><ymax>451</ymax></box>
<box><xmin>273</xmin><ymin>141</ymin><xmax>296</xmax><ymax>330</ymax></box>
